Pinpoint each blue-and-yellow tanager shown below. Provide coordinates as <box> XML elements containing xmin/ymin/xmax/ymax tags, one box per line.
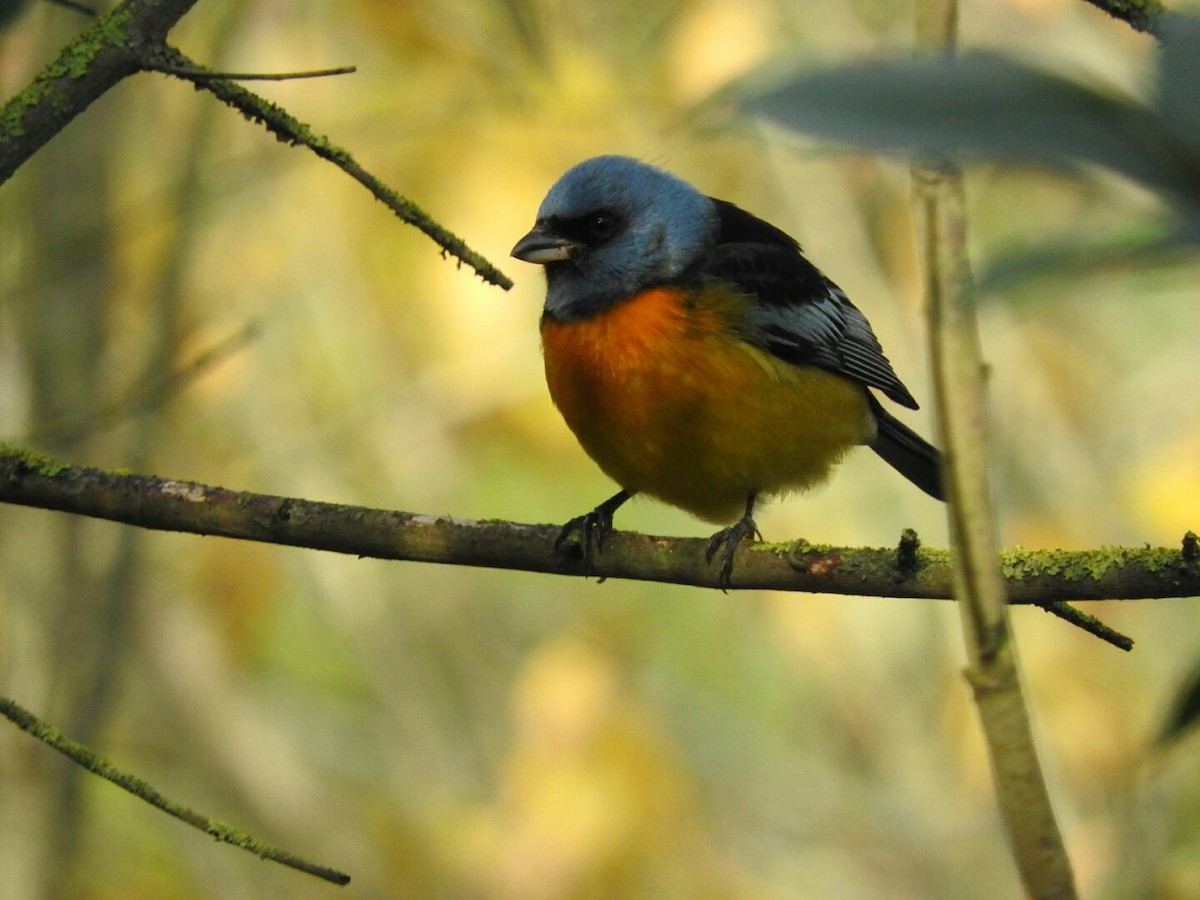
<box><xmin>511</xmin><ymin>155</ymin><xmax>944</xmax><ymax>587</ymax></box>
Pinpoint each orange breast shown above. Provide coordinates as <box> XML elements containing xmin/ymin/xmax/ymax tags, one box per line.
<box><xmin>541</xmin><ymin>285</ymin><xmax>874</xmax><ymax>523</ymax></box>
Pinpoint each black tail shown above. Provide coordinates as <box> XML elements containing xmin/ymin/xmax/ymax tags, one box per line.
<box><xmin>867</xmin><ymin>395</ymin><xmax>945</xmax><ymax>501</ymax></box>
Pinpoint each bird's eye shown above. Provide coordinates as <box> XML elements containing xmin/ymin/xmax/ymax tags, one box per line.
<box><xmin>587</xmin><ymin>213</ymin><xmax>617</xmax><ymax>241</ymax></box>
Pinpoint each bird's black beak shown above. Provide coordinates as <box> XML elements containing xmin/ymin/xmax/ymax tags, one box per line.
<box><xmin>511</xmin><ymin>224</ymin><xmax>580</xmax><ymax>264</ymax></box>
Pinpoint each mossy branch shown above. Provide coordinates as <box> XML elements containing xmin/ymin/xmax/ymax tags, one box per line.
<box><xmin>0</xmin><ymin>446</ymin><xmax>1193</xmax><ymax>621</ymax></box>
<box><xmin>0</xmin><ymin>0</ymin><xmax>193</xmax><ymax>182</ymax></box>
<box><xmin>0</xmin><ymin>694</ymin><xmax>350</xmax><ymax>886</ymax></box>
<box><xmin>1079</xmin><ymin>0</ymin><xmax>1167</xmax><ymax>37</ymax></box>
<box><xmin>144</xmin><ymin>45</ymin><xmax>511</xmax><ymax>288</ymax></box>
<box><xmin>0</xmin><ymin>0</ymin><xmax>510</xmax><ymax>287</ymax></box>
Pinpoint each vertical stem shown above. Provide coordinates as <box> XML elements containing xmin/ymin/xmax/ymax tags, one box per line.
<box><xmin>913</xmin><ymin>1</ymin><xmax>1077</xmax><ymax>897</ymax></box>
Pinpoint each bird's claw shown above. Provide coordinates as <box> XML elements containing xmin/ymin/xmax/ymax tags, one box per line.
<box><xmin>705</xmin><ymin>515</ymin><xmax>761</xmax><ymax>591</ymax></box>
<box><xmin>555</xmin><ymin>506</ymin><xmax>617</xmax><ymax>578</ymax></box>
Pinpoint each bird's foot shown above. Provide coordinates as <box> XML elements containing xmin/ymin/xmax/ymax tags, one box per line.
<box><xmin>705</xmin><ymin>515</ymin><xmax>761</xmax><ymax>591</ymax></box>
<box><xmin>554</xmin><ymin>490</ymin><xmax>631</xmax><ymax>578</ymax></box>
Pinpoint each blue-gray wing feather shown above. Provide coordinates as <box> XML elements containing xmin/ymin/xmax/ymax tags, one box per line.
<box><xmin>700</xmin><ymin>199</ymin><xmax>918</xmax><ymax>409</ymax></box>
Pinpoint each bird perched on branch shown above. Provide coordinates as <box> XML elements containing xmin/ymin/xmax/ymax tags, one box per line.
<box><xmin>512</xmin><ymin>155</ymin><xmax>943</xmax><ymax>588</ymax></box>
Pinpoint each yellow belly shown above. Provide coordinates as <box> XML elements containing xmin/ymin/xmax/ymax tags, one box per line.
<box><xmin>541</xmin><ymin>285</ymin><xmax>874</xmax><ymax>523</ymax></box>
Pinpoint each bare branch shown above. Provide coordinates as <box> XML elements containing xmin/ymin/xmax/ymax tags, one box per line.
<box><xmin>917</xmin><ymin>0</ymin><xmax>1078</xmax><ymax>895</ymax></box>
<box><xmin>16</xmin><ymin>321</ymin><xmax>259</xmax><ymax>446</ymax></box>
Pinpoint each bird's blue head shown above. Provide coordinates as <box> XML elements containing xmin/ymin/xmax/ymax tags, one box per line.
<box><xmin>511</xmin><ymin>155</ymin><xmax>720</xmax><ymax>321</ymax></box>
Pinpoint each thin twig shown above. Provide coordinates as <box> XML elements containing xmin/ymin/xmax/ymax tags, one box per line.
<box><xmin>152</xmin><ymin>64</ymin><xmax>357</xmax><ymax>81</ymax></box>
<box><xmin>0</xmin><ymin>694</ymin><xmax>351</xmax><ymax>886</ymax></box>
<box><xmin>17</xmin><ymin>322</ymin><xmax>260</xmax><ymax>446</ymax></box>
<box><xmin>1038</xmin><ymin>602</ymin><xmax>1133</xmax><ymax>651</ymax></box>
<box><xmin>146</xmin><ymin>46</ymin><xmax>513</xmax><ymax>289</ymax></box>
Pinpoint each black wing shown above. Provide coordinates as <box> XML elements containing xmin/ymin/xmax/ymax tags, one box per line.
<box><xmin>701</xmin><ymin>198</ymin><xmax>919</xmax><ymax>410</ymax></box>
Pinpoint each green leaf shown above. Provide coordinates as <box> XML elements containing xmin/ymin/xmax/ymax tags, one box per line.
<box><xmin>975</xmin><ymin>226</ymin><xmax>1193</xmax><ymax>297</ymax></box>
<box><xmin>1158</xmin><ymin>15</ymin><xmax>1200</xmax><ymax>152</ymax></box>
<box><xmin>747</xmin><ymin>53</ymin><xmax>1200</xmax><ymax>209</ymax></box>
<box><xmin>1158</xmin><ymin>656</ymin><xmax>1200</xmax><ymax>746</ymax></box>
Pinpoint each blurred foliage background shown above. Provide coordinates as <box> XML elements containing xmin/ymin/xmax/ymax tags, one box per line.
<box><xmin>1</xmin><ymin>0</ymin><xmax>1200</xmax><ymax>897</ymax></box>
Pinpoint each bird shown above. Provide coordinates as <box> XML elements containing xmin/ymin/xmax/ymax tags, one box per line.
<box><xmin>511</xmin><ymin>155</ymin><xmax>943</xmax><ymax>588</ymax></box>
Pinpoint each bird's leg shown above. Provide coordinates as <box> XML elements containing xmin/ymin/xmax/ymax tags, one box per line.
<box><xmin>705</xmin><ymin>492</ymin><xmax>761</xmax><ymax>591</ymax></box>
<box><xmin>555</xmin><ymin>489</ymin><xmax>633</xmax><ymax>577</ymax></box>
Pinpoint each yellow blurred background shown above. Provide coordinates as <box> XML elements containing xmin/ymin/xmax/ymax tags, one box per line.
<box><xmin>2</xmin><ymin>0</ymin><xmax>1200</xmax><ymax>897</ymax></box>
